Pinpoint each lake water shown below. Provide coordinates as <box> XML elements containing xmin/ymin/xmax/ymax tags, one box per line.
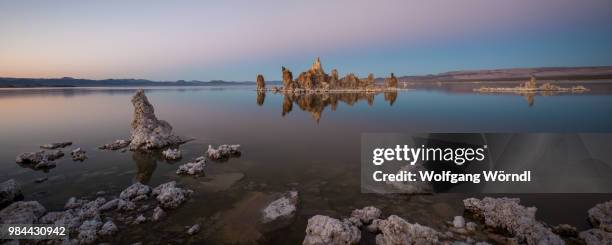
<box><xmin>1</xmin><ymin>86</ymin><xmax>611</xmax><ymax>244</ymax></box>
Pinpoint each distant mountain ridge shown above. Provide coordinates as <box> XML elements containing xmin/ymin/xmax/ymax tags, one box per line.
<box><xmin>400</xmin><ymin>66</ymin><xmax>612</xmax><ymax>82</ymax></box>
<box><xmin>0</xmin><ymin>77</ymin><xmax>256</xmax><ymax>88</ymax></box>
<box><xmin>2</xmin><ymin>66</ymin><xmax>612</xmax><ymax>88</ymax></box>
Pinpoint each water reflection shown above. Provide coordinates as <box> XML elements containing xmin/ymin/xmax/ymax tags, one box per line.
<box><xmin>262</xmin><ymin>91</ymin><xmax>398</xmax><ymax>122</ymax></box>
<box><xmin>132</xmin><ymin>151</ymin><xmax>158</xmax><ymax>184</ymax></box>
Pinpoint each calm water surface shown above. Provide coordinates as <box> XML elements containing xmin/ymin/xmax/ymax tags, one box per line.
<box><xmin>1</xmin><ymin>86</ymin><xmax>611</xmax><ymax>244</ymax></box>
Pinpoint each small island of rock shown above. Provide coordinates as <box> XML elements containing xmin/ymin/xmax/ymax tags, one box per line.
<box><xmin>475</xmin><ymin>76</ymin><xmax>589</xmax><ymax>93</ymax></box>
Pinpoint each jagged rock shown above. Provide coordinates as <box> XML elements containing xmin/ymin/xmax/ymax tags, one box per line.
<box><xmin>282</xmin><ymin>67</ymin><xmax>294</xmax><ymax>89</ymax></box>
<box><xmin>71</xmin><ymin>148</ymin><xmax>87</xmax><ymax>161</ymax></box>
<box><xmin>75</xmin><ymin>198</ymin><xmax>105</xmax><ymax>220</ymax></box>
<box><xmin>588</xmin><ymin>200</ymin><xmax>612</xmax><ymax>232</ymax></box>
<box><xmin>99</xmin><ymin>139</ymin><xmax>131</xmax><ymax>150</ymax></box>
<box><xmin>375</xmin><ymin>215</ymin><xmax>441</xmax><ymax>245</ymax></box>
<box><xmin>463</xmin><ymin>197</ymin><xmax>563</xmax><ymax>245</ymax></box>
<box><xmin>0</xmin><ymin>179</ymin><xmax>22</xmax><ymax>207</ymax></box>
<box><xmin>78</xmin><ymin>219</ymin><xmax>103</xmax><ymax>244</ymax></box>
<box><xmin>384</xmin><ymin>73</ymin><xmax>398</xmax><ymax>88</ymax></box>
<box><xmin>162</xmin><ymin>148</ymin><xmax>182</xmax><ymax>160</ymax></box>
<box><xmin>117</xmin><ymin>199</ymin><xmax>136</xmax><ymax>211</ymax></box>
<box><xmin>453</xmin><ymin>216</ymin><xmax>466</xmax><ymax>228</ymax></box>
<box><xmin>187</xmin><ymin>224</ymin><xmax>200</xmax><ymax>235</ymax></box>
<box><xmin>41</xmin><ymin>142</ymin><xmax>72</xmax><ymax>149</ymax></box>
<box><xmin>351</xmin><ymin>206</ymin><xmax>382</xmax><ymax>224</ymax></box>
<box><xmin>134</xmin><ymin>214</ymin><xmax>147</xmax><ymax>224</ymax></box>
<box><xmin>40</xmin><ymin>210</ymin><xmax>82</xmax><ymax>230</ymax></box>
<box><xmin>262</xmin><ymin>191</ymin><xmax>299</xmax><ymax>223</ymax></box>
<box><xmin>119</xmin><ymin>182</ymin><xmax>151</xmax><ymax>202</ymax></box>
<box><xmin>579</xmin><ymin>228</ymin><xmax>611</xmax><ymax>245</ymax></box>
<box><xmin>207</xmin><ymin>144</ymin><xmax>241</xmax><ymax>161</ymax></box>
<box><xmin>152</xmin><ymin>206</ymin><xmax>166</xmax><ymax>221</ymax></box>
<box><xmin>98</xmin><ymin>220</ymin><xmax>118</xmax><ymax>236</ymax></box>
<box><xmin>552</xmin><ymin>224</ymin><xmax>577</xmax><ymax>237</ymax></box>
<box><xmin>257</xmin><ymin>74</ymin><xmax>266</xmax><ymax>91</ymax></box>
<box><xmin>303</xmin><ymin>215</ymin><xmax>361</xmax><ymax>245</ymax></box>
<box><xmin>99</xmin><ymin>199</ymin><xmax>120</xmax><ymax>212</ymax></box>
<box><xmin>0</xmin><ymin>201</ymin><xmax>46</xmax><ymax>224</ymax></box>
<box><xmin>176</xmin><ymin>157</ymin><xmax>206</xmax><ymax>175</ymax></box>
<box><xmin>152</xmin><ymin>181</ymin><xmax>192</xmax><ymax>209</ymax></box>
<box><xmin>65</xmin><ymin>197</ymin><xmax>87</xmax><ymax>209</ymax></box>
<box><xmin>129</xmin><ymin>89</ymin><xmax>184</xmax><ymax>151</ymax></box>
<box><xmin>46</xmin><ymin>150</ymin><xmax>64</xmax><ymax>160</ymax></box>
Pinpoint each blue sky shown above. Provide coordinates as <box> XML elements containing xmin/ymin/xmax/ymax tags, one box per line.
<box><xmin>1</xmin><ymin>0</ymin><xmax>611</xmax><ymax>81</ymax></box>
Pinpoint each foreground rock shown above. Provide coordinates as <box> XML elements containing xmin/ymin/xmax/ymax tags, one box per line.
<box><xmin>99</xmin><ymin>139</ymin><xmax>131</xmax><ymax>150</ymax></box>
<box><xmin>464</xmin><ymin>197</ymin><xmax>563</xmax><ymax>244</ymax></box>
<box><xmin>71</xmin><ymin>148</ymin><xmax>87</xmax><ymax>161</ymax></box>
<box><xmin>303</xmin><ymin>215</ymin><xmax>361</xmax><ymax>245</ymax></box>
<box><xmin>176</xmin><ymin>156</ymin><xmax>206</xmax><ymax>175</ymax></box>
<box><xmin>41</xmin><ymin>141</ymin><xmax>72</xmax><ymax>149</ymax></box>
<box><xmin>0</xmin><ymin>179</ymin><xmax>22</xmax><ymax>207</ymax></box>
<box><xmin>119</xmin><ymin>182</ymin><xmax>152</xmax><ymax>202</ymax></box>
<box><xmin>162</xmin><ymin>148</ymin><xmax>182</xmax><ymax>160</ymax></box>
<box><xmin>375</xmin><ymin>215</ymin><xmax>441</xmax><ymax>245</ymax></box>
<box><xmin>350</xmin><ymin>206</ymin><xmax>382</xmax><ymax>224</ymax></box>
<box><xmin>152</xmin><ymin>181</ymin><xmax>192</xmax><ymax>209</ymax></box>
<box><xmin>579</xmin><ymin>228</ymin><xmax>611</xmax><ymax>245</ymax></box>
<box><xmin>207</xmin><ymin>144</ymin><xmax>241</xmax><ymax>161</ymax></box>
<box><xmin>129</xmin><ymin>89</ymin><xmax>184</xmax><ymax>151</ymax></box>
<box><xmin>15</xmin><ymin>150</ymin><xmax>64</xmax><ymax>169</ymax></box>
<box><xmin>262</xmin><ymin>191</ymin><xmax>298</xmax><ymax>223</ymax></box>
<box><xmin>0</xmin><ymin>201</ymin><xmax>46</xmax><ymax>224</ymax></box>
<box><xmin>587</xmin><ymin>200</ymin><xmax>611</xmax><ymax>232</ymax></box>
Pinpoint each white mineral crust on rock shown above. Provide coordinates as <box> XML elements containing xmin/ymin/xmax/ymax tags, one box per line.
<box><xmin>152</xmin><ymin>181</ymin><xmax>192</xmax><ymax>209</ymax></box>
<box><xmin>207</xmin><ymin>144</ymin><xmax>240</xmax><ymax>160</ymax></box>
<box><xmin>176</xmin><ymin>157</ymin><xmax>205</xmax><ymax>175</ymax></box>
<box><xmin>162</xmin><ymin>148</ymin><xmax>182</xmax><ymax>160</ymax></box>
<box><xmin>375</xmin><ymin>215</ymin><xmax>441</xmax><ymax>245</ymax></box>
<box><xmin>302</xmin><ymin>215</ymin><xmax>361</xmax><ymax>245</ymax></box>
<box><xmin>129</xmin><ymin>89</ymin><xmax>183</xmax><ymax>151</ymax></box>
<box><xmin>262</xmin><ymin>191</ymin><xmax>299</xmax><ymax>223</ymax></box>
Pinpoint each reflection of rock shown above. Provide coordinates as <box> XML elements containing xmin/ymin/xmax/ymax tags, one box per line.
<box><xmin>71</xmin><ymin>148</ymin><xmax>87</xmax><ymax>161</ymax></box>
<box><xmin>99</xmin><ymin>139</ymin><xmax>131</xmax><ymax>150</ymax></box>
<box><xmin>0</xmin><ymin>201</ymin><xmax>46</xmax><ymax>224</ymax></box>
<box><xmin>464</xmin><ymin>197</ymin><xmax>563</xmax><ymax>244</ymax></box>
<box><xmin>0</xmin><ymin>179</ymin><xmax>22</xmax><ymax>207</ymax></box>
<box><xmin>129</xmin><ymin>89</ymin><xmax>184</xmax><ymax>151</ymax></box>
<box><xmin>281</xmin><ymin>91</ymin><xmax>395</xmax><ymax>122</ymax></box>
<box><xmin>41</xmin><ymin>142</ymin><xmax>72</xmax><ymax>149</ymax></box>
<box><xmin>198</xmin><ymin>172</ymin><xmax>244</xmax><ymax>192</ymax></box>
<box><xmin>256</xmin><ymin>91</ymin><xmax>266</xmax><ymax>106</ymax></box>
<box><xmin>376</xmin><ymin>215</ymin><xmax>441</xmax><ymax>245</ymax></box>
<box><xmin>256</xmin><ymin>74</ymin><xmax>266</xmax><ymax>91</ymax></box>
<box><xmin>176</xmin><ymin>156</ymin><xmax>206</xmax><ymax>176</ymax></box>
<box><xmin>262</xmin><ymin>191</ymin><xmax>298</xmax><ymax>223</ymax></box>
<box><xmin>588</xmin><ymin>200</ymin><xmax>611</xmax><ymax>232</ymax></box>
<box><xmin>207</xmin><ymin>144</ymin><xmax>241</xmax><ymax>161</ymax></box>
<box><xmin>211</xmin><ymin>192</ymin><xmax>271</xmax><ymax>243</ymax></box>
<box><xmin>303</xmin><ymin>215</ymin><xmax>361</xmax><ymax>245</ymax></box>
<box><xmin>132</xmin><ymin>152</ymin><xmax>157</xmax><ymax>184</ymax></box>
<box><xmin>161</xmin><ymin>148</ymin><xmax>182</xmax><ymax>160</ymax></box>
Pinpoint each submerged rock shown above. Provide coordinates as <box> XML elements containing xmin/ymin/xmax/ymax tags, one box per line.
<box><xmin>0</xmin><ymin>179</ymin><xmax>22</xmax><ymax>207</ymax></box>
<box><xmin>134</xmin><ymin>214</ymin><xmax>147</xmax><ymax>224</ymax></box>
<box><xmin>588</xmin><ymin>200</ymin><xmax>612</xmax><ymax>232</ymax></box>
<box><xmin>375</xmin><ymin>215</ymin><xmax>441</xmax><ymax>245</ymax></box>
<box><xmin>162</xmin><ymin>148</ymin><xmax>182</xmax><ymax>160</ymax></box>
<box><xmin>99</xmin><ymin>139</ymin><xmax>131</xmax><ymax>150</ymax></box>
<box><xmin>303</xmin><ymin>215</ymin><xmax>361</xmax><ymax>245</ymax></box>
<box><xmin>187</xmin><ymin>224</ymin><xmax>201</xmax><ymax>235</ymax></box>
<box><xmin>119</xmin><ymin>182</ymin><xmax>152</xmax><ymax>202</ymax></box>
<box><xmin>152</xmin><ymin>181</ymin><xmax>192</xmax><ymax>209</ymax></box>
<box><xmin>552</xmin><ymin>224</ymin><xmax>577</xmax><ymax>237</ymax></box>
<box><xmin>579</xmin><ymin>228</ymin><xmax>611</xmax><ymax>245</ymax></box>
<box><xmin>463</xmin><ymin>197</ymin><xmax>563</xmax><ymax>245</ymax></box>
<box><xmin>176</xmin><ymin>157</ymin><xmax>206</xmax><ymax>175</ymax></box>
<box><xmin>71</xmin><ymin>148</ymin><xmax>87</xmax><ymax>161</ymax></box>
<box><xmin>129</xmin><ymin>89</ymin><xmax>184</xmax><ymax>151</ymax></box>
<box><xmin>207</xmin><ymin>144</ymin><xmax>241</xmax><ymax>161</ymax></box>
<box><xmin>0</xmin><ymin>201</ymin><xmax>46</xmax><ymax>224</ymax></box>
<box><xmin>152</xmin><ymin>206</ymin><xmax>166</xmax><ymax>221</ymax></box>
<box><xmin>41</xmin><ymin>141</ymin><xmax>72</xmax><ymax>149</ymax></box>
<box><xmin>350</xmin><ymin>206</ymin><xmax>382</xmax><ymax>224</ymax></box>
<box><xmin>262</xmin><ymin>191</ymin><xmax>299</xmax><ymax>223</ymax></box>
<box><xmin>65</xmin><ymin>197</ymin><xmax>87</xmax><ymax>209</ymax></box>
